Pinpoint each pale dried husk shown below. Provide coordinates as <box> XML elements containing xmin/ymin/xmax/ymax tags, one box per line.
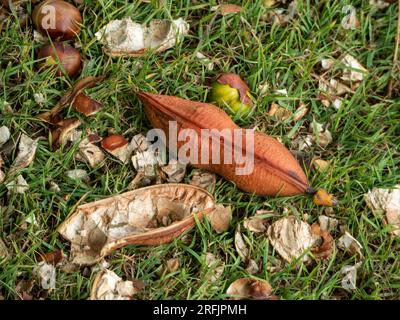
<box><xmin>58</xmin><ymin>184</ymin><xmax>215</xmax><ymax>265</ymax></box>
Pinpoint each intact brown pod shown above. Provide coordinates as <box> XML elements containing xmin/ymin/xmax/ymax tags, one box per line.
<box><xmin>37</xmin><ymin>42</ymin><xmax>82</xmax><ymax>78</ymax></box>
<box><xmin>57</xmin><ymin>184</ymin><xmax>215</xmax><ymax>265</ymax></box>
<box><xmin>33</xmin><ymin>0</ymin><xmax>82</xmax><ymax>41</ymax></box>
<box><xmin>137</xmin><ymin>92</ymin><xmax>314</xmax><ymax>197</ymax></box>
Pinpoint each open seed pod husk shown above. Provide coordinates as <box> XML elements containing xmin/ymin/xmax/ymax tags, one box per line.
<box><xmin>58</xmin><ymin>184</ymin><xmax>215</xmax><ymax>265</ymax></box>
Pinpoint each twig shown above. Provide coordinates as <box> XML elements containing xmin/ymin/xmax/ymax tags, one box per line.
<box><xmin>387</xmin><ymin>0</ymin><xmax>400</xmax><ymax>97</ymax></box>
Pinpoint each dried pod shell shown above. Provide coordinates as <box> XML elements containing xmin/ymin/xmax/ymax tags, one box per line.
<box><xmin>58</xmin><ymin>184</ymin><xmax>215</xmax><ymax>265</ymax></box>
<box><xmin>73</xmin><ymin>93</ymin><xmax>102</xmax><ymax>116</ymax></box>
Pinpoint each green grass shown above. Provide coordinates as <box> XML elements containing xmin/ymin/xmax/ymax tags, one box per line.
<box><xmin>1</xmin><ymin>0</ymin><xmax>400</xmax><ymax>300</ymax></box>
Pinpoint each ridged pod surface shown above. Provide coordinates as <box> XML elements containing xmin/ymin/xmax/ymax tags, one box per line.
<box><xmin>137</xmin><ymin>92</ymin><xmax>313</xmax><ymax>197</ymax></box>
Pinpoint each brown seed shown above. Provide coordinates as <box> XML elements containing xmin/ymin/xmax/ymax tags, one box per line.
<box><xmin>73</xmin><ymin>93</ymin><xmax>102</xmax><ymax>116</ymax></box>
<box><xmin>37</xmin><ymin>42</ymin><xmax>82</xmax><ymax>78</ymax></box>
<box><xmin>33</xmin><ymin>0</ymin><xmax>82</xmax><ymax>41</ymax></box>
<box><xmin>101</xmin><ymin>134</ymin><xmax>128</xmax><ymax>151</ymax></box>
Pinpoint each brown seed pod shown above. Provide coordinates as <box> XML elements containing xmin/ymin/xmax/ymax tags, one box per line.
<box><xmin>37</xmin><ymin>42</ymin><xmax>82</xmax><ymax>78</ymax></box>
<box><xmin>57</xmin><ymin>183</ymin><xmax>216</xmax><ymax>265</ymax></box>
<box><xmin>137</xmin><ymin>92</ymin><xmax>313</xmax><ymax>197</ymax></box>
<box><xmin>32</xmin><ymin>0</ymin><xmax>82</xmax><ymax>41</ymax></box>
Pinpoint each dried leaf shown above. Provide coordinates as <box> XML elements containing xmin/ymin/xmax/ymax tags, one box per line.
<box><xmin>58</xmin><ymin>184</ymin><xmax>215</xmax><ymax>265</ymax></box>
<box><xmin>204</xmin><ymin>253</ymin><xmax>225</xmax><ymax>283</ymax></box>
<box><xmin>130</xmin><ymin>134</ymin><xmax>149</xmax><ymax>153</ymax></box>
<box><xmin>226</xmin><ymin>278</ymin><xmax>277</xmax><ymax>300</ymax></box>
<box><xmin>77</xmin><ymin>137</ymin><xmax>105</xmax><ymax>168</ymax></box>
<box><xmin>0</xmin><ymin>125</ymin><xmax>10</xmax><ymax>147</ymax></box>
<box><xmin>35</xmin><ymin>262</ymin><xmax>56</xmax><ymax>290</ymax></box>
<box><xmin>235</xmin><ymin>226</ymin><xmax>249</xmax><ymax>261</ymax></box>
<box><xmin>166</xmin><ymin>258</ymin><xmax>180</xmax><ymax>273</ymax></box>
<box><xmin>313</xmin><ymin>158</ymin><xmax>330</xmax><ymax>172</ymax></box>
<box><xmin>8</xmin><ymin>134</ymin><xmax>38</xmax><ymax>177</ymax></box>
<box><xmin>95</xmin><ymin>18</ymin><xmax>189</xmax><ymax>57</ymax></box>
<box><xmin>310</xmin><ymin>223</ymin><xmax>335</xmax><ymax>260</ymax></box>
<box><xmin>365</xmin><ymin>186</ymin><xmax>400</xmax><ymax>236</ymax></box>
<box><xmin>6</xmin><ymin>174</ymin><xmax>29</xmax><ymax>194</ymax></box>
<box><xmin>267</xmin><ymin>216</ymin><xmax>314</xmax><ymax>263</ymax></box>
<box><xmin>341</xmin><ymin>262</ymin><xmax>362</xmax><ymax>291</ymax></box>
<box><xmin>207</xmin><ymin>204</ymin><xmax>232</xmax><ymax>233</ymax></box>
<box><xmin>51</xmin><ymin>118</ymin><xmax>82</xmax><ymax>149</ymax></box>
<box><xmin>340</xmin><ymin>54</ymin><xmax>367</xmax><ymax>83</ymax></box>
<box><xmin>243</xmin><ymin>214</ymin><xmax>268</xmax><ymax>233</ymax></box>
<box><xmin>293</xmin><ymin>103</ymin><xmax>308</xmax><ymax>121</ymax></box>
<box><xmin>246</xmin><ymin>259</ymin><xmax>259</xmax><ymax>275</ymax></box>
<box><xmin>318</xmin><ymin>215</ymin><xmax>338</xmax><ymax>232</ymax></box>
<box><xmin>65</xmin><ymin>169</ymin><xmax>89</xmax><ymax>183</ymax></box>
<box><xmin>188</xmin><ymin>169</ymin><xmax>216</xmax><ymax>193</ymax></box>
<box><xmin>267</xmin><ymin>102</ymin><xmax>291</xmax><ymax>121</ymax></box>
<box><xmin>0</xmin><ymin>155</ymin><xmax>5</xmax><ymax>184</ymax></box>
<box><xmin>90</xmin><ymin>269</ymin><xmax>143</xmax><ymax>300</ymax></box>
<box><xmin>338</xmin><ymin>231</ymin><xmax>363</xmax><ymax>258</ymax></box>
<box><xmin>195</xmin><ymin>52</ymin><xmax>214</xmax><ymax>70</ymax></box>
<box><xmin>313</xmin><ymin>122</ymin><xmax>332</xmax><ymax>147</ymax></box>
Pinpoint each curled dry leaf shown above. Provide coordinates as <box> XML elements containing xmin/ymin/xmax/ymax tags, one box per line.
<box><xmin>102</xmin><ymin>134</ymin><xmax>131</xmax><ymax>163</ymax></box>
<box><xmin>38</xmin><ymin>76</ymin><xmax>105</xmax><ymax>124</ymax></box>
<box><xmin>195</xmin><ymin>52</ymin><xmax>214</xmax><ymax>71</ymax></box>
<box><xmin>365</xmin><ymin>186</ymin><xmax>400</xmax><ymax>237</ymax></box>
<box><xmin>235</xmin><ymin>226</ymin><xmax>249</xmax><ymax>261</ymax></box>
<box><xmin>188</xmin><ymin>169</ymin><xmax>216</xmax><ymax>193</ymax></box>
<box><xmin>95</xmin><ymin>18</ymin><xmax>189</xmax><ymax>57</ymax></box>
<box><xmin>58</xmin><ymin>184</ymin><xmax>215</xmax><ymax>265</ymax></box>
<box><xmin>204</xmin><ymin>253</ymin><xmax>225</xmax><ymax>283</ymax></box>
<box><xmin>267</xmin><ymin>216</ymin><xmax>314</xmax><ymax>263</ymax></box>
<box><xmin>341</xmin><ymin>262</ymin><xmax>362</xmax><ymax>292</ymax></box>
<box><xmin>207</xmin><ymin>204</ymin><xmax>232</xmax><ymax>233</ymax></box>
<box><xmin>77</xmin><ymin>137</ymin><xmax>105</xmax><ymax>168</ymax></box>
<box><xmin>73</xmin><ymin>93</ymin><xmax>102</xmax><ymax>116</ymax></box>
<box><xmin>0</xmin><ymin>125</ymin><xmax>10</xmax><ymax>147</ymax></box>
<box><xmin>293</xmin><ymin>103</ymin><xmax>308</xmax><ymax>121</ymax></box>
<box><xmin>262</xmin><ymin>1</ymin><xmax>298</xmax><ymax>26</ymax></box>
<box><xmin>51</xmin><ymin>118</ymin><xmax>82</xmax><ymax>149</ymax></box>
<box><xmin>8</xmin><ymin>134</ymin><xmax>38</xmax><ymax>177</ymax></box>
<box><xmin>226</xmin><ymin>278</ymin><xmax>277</xmax><ymax>300</ymax></box>
<box><xmin>313</xmin><ymin>189</ymin><xmax>337</xmax><ymax>207</ymax></box>
<box><xmin>90</xmin><ymin>269</ymin><xmax>144</xmax><ymax>300</ymax></box>
<box><xmin>310</xmin><ymin>223</ymin><xmax>335</xmax><ymax>260</ymax></box>
<box><xmin>340</xmin><ymin>54</ymin><xmax>367</xmax><ymax>83</ymax></box>
<box><xmin>35</xmin><ymin>262</ymin><xmax>56</xmax><ymax>290</ymax></box>
<box><xmin>138</xmin><ymin>92</ymin><xmax>313</xmax><ymax>197</ymax></box>
<box><xmin>338</xmin><ymin>231</ymin><xmax>363</xmax><ymax>258</ymax></box>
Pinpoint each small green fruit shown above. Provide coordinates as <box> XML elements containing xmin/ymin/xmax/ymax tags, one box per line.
<box><xmin>210</xmin><ymin>82</ymin><xmax>240</xmax><ymax>105</ymax></box>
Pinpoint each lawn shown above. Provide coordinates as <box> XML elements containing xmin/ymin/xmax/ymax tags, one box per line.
<box><xmin>0</xmin><ymin>0</ymin><xmax>399</xmax><ymax>300</ymax></box>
